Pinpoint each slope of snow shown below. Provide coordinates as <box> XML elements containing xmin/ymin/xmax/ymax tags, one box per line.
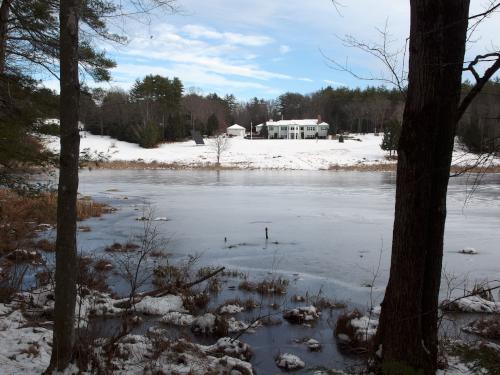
<box><xmin>43</xmin><ymin>132</ymin><xmax>499</xmax><ymax>171</ymax></box>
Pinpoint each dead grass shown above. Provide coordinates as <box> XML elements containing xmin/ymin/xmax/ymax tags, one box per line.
<box><xmin>35</xmin><ymin>239</ymin><xmax>55</xmax><ymax>252</ymax></box>
<box><xmin>104</xmin><ymin>242</ymin><xmax>140</xmax><ymax>253</ymax></box>
<box><xmin>5</xmin><ymin>249</ymin><xmax>43</xmax><ymax>264</ymax></box>
<box><xmin>327</xmin><ymin>163</ymin><xmax>396</xmax><ymax>172</ymax></box>
<box><xmin>312</xmin><ymin>296</ymin><xmax>347</xmax><ymax>310</ymax></box>
<box><xmin>94</xmin><ymin>259</ymin><xmax>114</xmax><ymax>272</ymax></box>
<box><xmin>0</xmin><ymin>189</ymin><xmax>114</xmax><ymax>256</ymax></box>
<box><xmin>78</xmin><ymin>256</ymin><xmax>109</xmax><ymax>293</ymax></box>
<box><xmin>153</xmin><ymin>265</ymin><xmax>185</xmax><ymax>289</ymax></box>
<box><xmin>327</xmin><ymin>163</ymin><xmax>500</xmax><ymax>173</ymax></box>
<box><xmin>35</xmin><ymin>270</ymin><xmax>52</xmax><ymax>287</ymax></box>
<box><xmin>224</xmin><ymin>297</ymin><xmax>259</xmax><ymax>311</ymax></box>
<box><xmin>463</xmin><ymin>317</ymin><xmax>500</xmax><ymax>340</ymax></box>
<box><xmin>84</xmin><ymin>160</ymin><xmax>242</xmax><ymax>170</ymax></box>
<box><xmin>239</xmin><ymin>277</ymin><xmax>288</xmax><ymax>295</ymax></box>
<box><xmin>182</xmin><ymin>292</ymin><xmax>210</xmax><ymax>314</ymax></box>
<box><xmin>207</xmin><ymin>277</ymin><xmax>221</xmax><ymax>293</ymax></box>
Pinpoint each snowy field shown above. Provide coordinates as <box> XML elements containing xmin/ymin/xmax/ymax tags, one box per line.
<box><xmin>43</xmin><ymin>132</ymin><xmax>499</xmax><ymax>170</ymax></box>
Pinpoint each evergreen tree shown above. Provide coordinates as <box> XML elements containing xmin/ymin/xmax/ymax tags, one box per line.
<box><xmin>130</xmin><ymin>74</ymin><xmax>184</xmax><ymax>143</ymax></box>
<box><xmin>260</xmin><ymin>123</ymin><xmax>269</xmax><ymax>138</ymax></box>
<box><xmin>0</xmin><ymin>0</ymin><xmax>118</xmax><ymax>79</ymax></box>
<box><xmin>381</xmin><ymin>119</ymin><xmax>401</xmax><ymax>157</ymax></box>
<box><xmin>135</xmin><ymin>121</ymin><xmax>160</xmax><ymax>148</ymax></box>
<box><xmin>207</xmin><ymin>113</ymin><xmax>219</xmax><ymax>136</ymax></box>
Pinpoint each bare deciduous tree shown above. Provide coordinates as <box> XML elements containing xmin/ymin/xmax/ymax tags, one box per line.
<box><xmin>375</xmin><ymin>2</ymin><xmax>500</xmax><ymax>374</ymax></box>
<box><xmin>210</xmin><ymin>134</ymin><xmax>231</xmax><ymax>166</ymax></box>
<box><xmin>326</xmin><ymin>1</ymin><xmax>499</xmax><ymax>374</ymax></box>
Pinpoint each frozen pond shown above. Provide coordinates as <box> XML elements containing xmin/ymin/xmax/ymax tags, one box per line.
<box><xmin>71</xmin><ymin>169</ymin><xmax>500</xmax><ymax>307</ymax></box>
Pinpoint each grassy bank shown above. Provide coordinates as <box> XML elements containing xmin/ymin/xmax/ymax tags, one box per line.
<box><xmin>81</xmin><ymin>159</ymin><xmax>500</xmax><ymax>173</ymax></box>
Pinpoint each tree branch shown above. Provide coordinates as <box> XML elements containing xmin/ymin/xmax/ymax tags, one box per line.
<box><xmin>458</xmin><ymin>53</ymin><xmax>500</xmax><ymax>120</ymax></box>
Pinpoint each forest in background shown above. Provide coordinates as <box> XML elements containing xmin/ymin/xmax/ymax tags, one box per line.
<box><xmin>79</xmin><ymin>76</ymin><xmax>500</xmax><ymax>151</ymax></box>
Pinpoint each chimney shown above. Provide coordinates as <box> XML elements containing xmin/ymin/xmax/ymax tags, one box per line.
<box><xmin>317</xmin><ymin>114</ymin><xmax>322</xmax><ymax>124</ymax></box>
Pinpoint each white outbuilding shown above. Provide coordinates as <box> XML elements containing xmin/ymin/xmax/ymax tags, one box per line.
<box><xmin>226</xmin><ymin>124</ymin><xmax>246</xmax><ymax>137</ymax></box>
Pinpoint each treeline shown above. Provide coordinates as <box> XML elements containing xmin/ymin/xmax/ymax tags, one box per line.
<box><xmin>79</xmin><ymin>76</ymin><xmax>499</xmax><ymax>152</ymax></box>
<box><xmin>81</xmin><ymin>78</ymin><xmax>408</xmax><ymax>146</ymax></box>
<box><xmin>457</xmin><ymin>79</ymin><xmax>500</xmax><ymax>154</ymax></box>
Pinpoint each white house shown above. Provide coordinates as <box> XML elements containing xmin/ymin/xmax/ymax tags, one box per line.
<box><xmin>256</xmin><ymin>119</ymin><xmax>330</xmax><ymax>139</ymax></box>
<box><xmin>226</xmin><ymin>124</ymin><xmax>246</xmax><ymax>137</ymax></box>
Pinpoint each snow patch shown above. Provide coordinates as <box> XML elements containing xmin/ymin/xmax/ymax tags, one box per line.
<box><xmin>283</xmin><ymin>305</ymin><xmax>320</xmax><ymax>324</ymax></box>
<box><xmin>219</xmin><ymin>304</ymin><xmax>244</xmax><ymax>314</ymax></box>
<box><xmin>276</xmin><ymin>353</ymin><xmax>305</xmax><ymax>370</ymax></box>
<box><xmin>160</xmin><ymin>311</ymin><xmax>194</xmax><ymax>326</ymax></box>
<box><xmin>442</xmin><ymin>295</ymin><xmax>500</xmax><ymax>314</ymax></box>
<box><xmin>134</xmin><ymin>295</ymin><xmax>186</xmax><ymax>315</ymax></box>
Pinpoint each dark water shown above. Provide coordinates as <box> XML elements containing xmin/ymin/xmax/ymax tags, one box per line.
<box><xmin>70</xmin><ymin>170</ymin><xmax>500</xmax><ymax>304</ymax></box>
<box><xmin>39</xmin><ymin>169</ymin><xmax>500</xmax><ymax>374</ymax></box>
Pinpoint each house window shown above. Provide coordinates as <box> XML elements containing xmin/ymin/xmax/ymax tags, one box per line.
<box><xmin>300</xmin><ymin>127</ymin><xmax>304</xmax><ymax>130</ymax></box>
<box><xmin>268</xmin><ymin>126</ymin><xmax>273</xmax><ymax>131</ymax></box>
<box><xmin>281</xmin><ymin>126</ymin><xmax>287</xmax><ymax>131</ymax></box>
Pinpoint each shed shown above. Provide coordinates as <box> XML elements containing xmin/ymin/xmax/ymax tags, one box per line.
<box><xmin>227</xmin><ymin>124</ymin><xmax>246</xmax><ymax>137</ymax></box>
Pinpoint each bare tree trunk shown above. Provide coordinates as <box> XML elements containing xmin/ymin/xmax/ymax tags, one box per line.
<box><xmin>0</xmin><ymin>0</ymin><xmax>10</xmax><ymax>74</ymax></box>
<box><xmin>377</xmin><ymin>1</ymin><xmax>470</xmax><ymax>374</ymax></box>
<box><xmin>46</xmin><ymin>0</ymin><xmax>81</xmax><ymax>371</ymax></box>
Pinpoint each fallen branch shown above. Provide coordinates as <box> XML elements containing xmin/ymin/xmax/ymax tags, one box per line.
<box><xmin>114</xmin><ymin>267</ymin><xmax>226</xmax><ymax>308</ymax></box>
<box><xmin>185</xmin><ymin>267</ymin><xmax>225</xmax><ymax>289</ymax></box>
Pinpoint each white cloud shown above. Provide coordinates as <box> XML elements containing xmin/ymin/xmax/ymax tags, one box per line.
<box><xmin>324</xmin><ymin>79</ymin><xmax>347</xmax><ymax>86</ymax></box>
<box><xmin>182</xmin><ymin>24</ymin><xmax>273</xmax><ymax>46</ymax></box>
<box><xmin>111</xmin><ymin>63</ymin><xmax>276</xmax><ymax>93</ymax></box>
<box><xmin>279</xmin><ymin>45</ymin><xmax>291</xmax><ymax>54</ymax></box>
<box><xmin>119</xmin><ymin>24</ymin><xmax>293</xmax><ymax>82</ymax></box>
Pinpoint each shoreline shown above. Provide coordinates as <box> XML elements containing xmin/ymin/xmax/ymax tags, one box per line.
<box><xmin>81</xmin><ymin>160</ymin><xmax>500</xmax><ymax>173</ymax></box>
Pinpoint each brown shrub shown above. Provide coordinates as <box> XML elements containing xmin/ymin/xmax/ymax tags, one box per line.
<box><xmin>104</xmin><ymin>242</ymin><xmax>139</xmax><ymax>253</ymax></box>
<box><xmin>35</xmin><ymin>239</ymin><xmax>55</xmax><ymax>252</ymax></box>
<box><xmin>312</xmin><ymin>297</ymin><xmax>346</xmax><ymax>311</ymax></box>
<box><xmin>94</xmin><ymin>259</ymin><xmax>114</xmax><ymax>272</ymax></box>
<box><xmin>153</xmin><ymin>265</ymin><xmax>185</xmax><ymax>289</ymax></box>
<box><xmin>6</xmin><ymin>249</ymin><xmax>43</xmax><ymax>264</ymax></box>
<box><xmin>463</xmin><ymin>317</ymin><xmax>500</xmax><ymax>340</ymax></box>
<box><xmin>35</xmin><ymin>271</ymin><xmax>52</xmax><ymax>287</ymax></box>
<box><xmin>182</xmin><ymin>292</ymin><xmax>210</xmax><ymax>314</ymax></box>
<box><xmin>239</xmin><ymin>276</ymin><xmax>289</xmax><ymax>295</ymax></box>
<box><xmin>207</xmin><ymin>278</ymin><xmax>221</xmax><ymax>293</ymax></box>
<box><xmin>78</xmin><ymin>256</ymin><xmax>109</xmax><ymax>293</ymax></box>
<box><xmin>77</xmin><ymin>197</ymin><xmax>115</xmax><ymax>220</ymax></box>
<box><xmin>0</xmin><ymin>189</ymin><xmax>113</xmax><ymax>256</ymax></box>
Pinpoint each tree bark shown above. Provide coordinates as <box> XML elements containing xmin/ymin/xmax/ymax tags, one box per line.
<box><xmin>46</xmin><ymin>0</ymin><xmax>81</xmax><ymax>371</ymax></box>
<box><xmin>0</xmin><ymin>0</ymin><xmax>10</xmax><ymax>74</ymax></box>
<box><xmin>377</xmin><ymin>1</ymin><xmax>470</xmax><ymax>374</ymax></box>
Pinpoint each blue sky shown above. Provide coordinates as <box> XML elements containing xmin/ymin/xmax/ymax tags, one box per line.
<box><xmin>44</xmin><ymin>0</ymin><xmax>500</xmax><ymax>100</ymax></box>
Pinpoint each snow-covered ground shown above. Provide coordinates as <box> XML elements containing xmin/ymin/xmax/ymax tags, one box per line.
<box><xmin>43</xmin><ymin>132</ymin><xmax>500</xmax><ymax>170</ymax></box>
